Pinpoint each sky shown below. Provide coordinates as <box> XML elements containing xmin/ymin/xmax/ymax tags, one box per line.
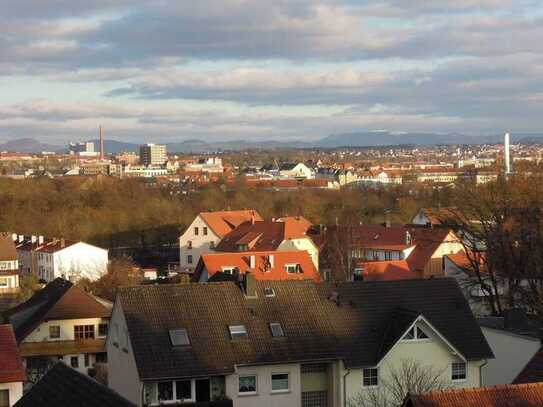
<box><xmin>1</xmin><ymin>0</ymin><xmax>543</xmax><ymax>145</ymax></box>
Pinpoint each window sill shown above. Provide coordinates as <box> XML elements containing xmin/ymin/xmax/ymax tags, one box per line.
<box><xmin>238</xmin><ymin>392</ymin><xmax>258</xmax><ymax>397</ymax></box>
<box><xmin>452</xmin><ymin>378</ymin><xmax>467</xmax><ymax>383</ymax></box>
<box><xmin>362</xmin><ymin>385</ymin><xmax>379</xmax><ymax>389</ymax></box>
<box><xmin>271</xmin><ymin>390</ymin><xmax>290</xmax><ymax>395</ymax></box>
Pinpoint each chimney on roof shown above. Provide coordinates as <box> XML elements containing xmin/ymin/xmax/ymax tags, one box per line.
<box><xmin>18</xmin><ymin>235</ymin><xmax>24</xmax><ymax>243</ymax></box>
<box><xmin>249</xmin><ymin>255</ymin><xmax>256</xmax><ymax>269</ymax></box>
<box><xmin>31</xmin><ymin>235</ymin><xmax>37</xmax><ymax>243</ymax></box>
<box><xmin>242</xmin><ymin>272</ymin><xmax>257</xmax><ymax>298</ymax></box>
<box><xmin>60</xmin><ymin>238</ymin><xmax>65</xmax><ymax>248</ymax></box>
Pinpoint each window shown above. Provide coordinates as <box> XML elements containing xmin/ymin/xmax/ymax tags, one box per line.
<box><xmin>203</xmin><ymin>227</ymin><xmax>208</xmax><ymax>235</ymax></box>
<box><xmin>238</xmin><ymin>375</ymin><xmax>257</xmax><ymax>394</ymax></box>
<box><xmin>222</xmin><ymin>267</ymin><xmax>237</xmax><ymax>275</ymax></box>
<box><xmin>0</xmin><ymin>278</ymin><xmax>7</xmax><ymax>287</ymax></box>
<box><xmin>0</xmin><ymin>389</ymin><xmax>9</xmax><ymax>407</ymax></box>
<box><xmin>402</xmin><ymin>325</ymin><xmax>430</xmax><ymax>341</ymax></box>
<box><xmin>176</xmin><ymin>380</ymin><xmax>192</xmax><ymax>400</ymax></box>
<box><xmin>194</xmin><ymin>227</ymin><xmax>199</xmax><ymax>236</ymax></box>
<box><xmin>96</xmin><ymin>352</ymin><xmax>107</xmax><ymax>363</ymax></box>
<box><xmin>187</xmin><ymin>255</ymin><xmax>193</xmax><ymax>264</ymax></box>
<box><xmin>49</xmin><ymin>325</ymin><xmax>60</xmax><ymax>339</ymax></box>
<box><xmin>98</xmin><ymin>323</ymin><xmax>108</xmax><ymax>337</ymax></box>
<box><xmin>74</xmin><ymin>325</ymin><xmax>95</xmax><ymax>339</ymax></box>
<box><xmin>158</xmin><ymin>381</ymin><xmax>174</xmax><ymax>401</ymax></box>
<box><xmin>270</xmin><ymin>323</ymin><xmax>284</xmax><ymax>338</ymax></box>
<box><xmin>84</xmin><ymin>354</ymin><xmax>90</xmax><ymax>367</ymax></box>
<box><xmin>70</xmin><ymin>356</ymin><xmax>79</xmax><ymax>368</ymax></box>
<box><xmin>229</xmin><ymin>325</ymin><xmax>248</xmax><ymax>340</ymax></box>
<box><xmin>187</xmin><ymin>241</ymin><xmax>192</xmax><ymax>249</ymax></box>
<box><xmin>271</xmin><ymin>373</ymin><xmax>289</xmax><ymax>392</ymax></box>
<box><xmin>264</xmin><ymin>287</ymin><xmax>275</xmax><ymax>297</ymax></box>
<box><xmin>451</xmin><ymin>362</ymin><xmax>467</xmax><ymax>381</ymax></box>
<box><xmin>362</xmin><ymin>368</ymin><xmax>378</xmax><ymax>387</ymax></box>
<box><xmin>285</xmin><ymin>264</ymin><xmax>300</xmax><ymax>274</ymax></box>
<box><xmin>209</xmin><ymin>241</ymin><xmax>215</xmax><ymax>249</ymax></box>
<box><xmin>169</xmin><ymin>328</ymin><xmax>190</xmax><ymax>346</ymax></box>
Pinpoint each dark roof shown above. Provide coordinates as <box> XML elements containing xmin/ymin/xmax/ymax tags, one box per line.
<box><xmin>0</xmin><ymin>324</ymin><xmax>26</xmax><ymax>383</ymax></box>
<box><xmin>330</xmin><ymin>279</ymin><xmax>493</xmax><ymax>367</ymax></box>
<box><xmin>14</xmin><ymin>362</ymin><xmax>135</xmax><ymax>407</ymax></box>
<box><xmin>278</xmin><ymin>163</ymin><xmax>297</xmax><ymax>171</ymax></box>
<box><xmin>118</xmin><ymin>278</ymin><xmax>492</xmax><ymax>380</ymax></box>
<box><xmin>3</xmin><ymin>278</ymin><xmax>111</xmax><ymax>342</ymax></box>
<box><xmin>403</xmin><ymin>382</ymin><xmax>543</xmax><ymax>407</ymax></box>
<box><xmin>514</xmin><ymin>347</ymin><xmax>543</xmax><ymax>384</ymax></box>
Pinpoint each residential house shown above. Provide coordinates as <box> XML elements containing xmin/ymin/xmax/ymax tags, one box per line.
<box><xmin>402</xmin><ymin>382</ymin><xmax>543</xmax><ymax>407</ymax></box>
<box><xmin>195</xmin><ymin>250</ymin><xmax>321</xmax><ymax>282</ymax></box>
<box><xmin>3</xmin><ymin>278</ymin><xmax>111</xmax><ymax>382</ymax></box>
<box><xmin>0</xmin><ymin>325</ymin><xmax>25</xmax><ymax>407</ymax></box>
<box><xmin>15</xmin><ymin>235</ymin><xmax>108</xmax><ymax>283</ymax></box>
<box><xmin>278</xmin><ymin>163</ymin><xmax>315</xmax><ymax>179</ymax></box>
<box><xmin>359</xmin><ymin>169</ymin><xmax>403</xmax><ymax>185</ymax></box>
<box><xmin>214</xmin><ymin>216</ymin><xmax>319</xmax><ymax>270</ymax></box>
<box><xmin>0</xmin><ymin>235</ymin><xmax>19</xmax><ymax>293</ymax></box>
<box><xmin>416</xmin><ymin>168</ymin><xmax>465</xmax><ymax>184</ymax></box>
<box><xmin>107</xmin><ymin>278</ymin><xmax>492</xmax><ymax>407</ymax></box>
<box><xmin>13</xmin><ymin>362</ymin><xmax>135</xmax><ymax>407</ymax></box>
<box><xmin>477</xmin><ymin>315</ymin><xmax>541</xmax><ymax>386</ymax></box>
<box><xmin>179</xmin><ymin>210</ymin><xmax>263</xmax><ymax>272</ymax></box>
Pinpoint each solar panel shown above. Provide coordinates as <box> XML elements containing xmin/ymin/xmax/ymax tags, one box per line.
<box><xmin>169</xmin><ymin>328</ymin><xmax>190</xmax><ymax>346</ymax></box>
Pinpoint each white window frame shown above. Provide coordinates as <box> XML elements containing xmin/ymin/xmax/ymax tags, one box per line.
<box><xmin>271</xmin><ymin>372</ymin><xmax>289</xmax><ymax>393</ymax></box>
<box><xmin>451</xmin><ymin>362</ymin><xmax>467</xmax><ymax>382</ymax></box>
<box><xmin>238</xmin><ymin>374</ymin><xmax>257</xmax><ymax>395</ymax></box>
<box><xmin>285</xmin><ymin>264</ymin><xmax>299</xmax><ymax>274</ymax></box>
<box><xmin>362</xmin><ymin>367</ymin><xmax>379</xmax><ymax>388</ymax></box>
<box><xmin>401</xmin><ymin>325</ymin><xmax>430</xmax><ymax>342</ymax></box>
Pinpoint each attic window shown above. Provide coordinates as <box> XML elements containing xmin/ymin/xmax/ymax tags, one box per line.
<box><xmin>285</xmin><ymin>264</ymin><xmax>301</xmax><ymax>274</ymax></box>
<box><xmin>169</xmin><ymin>329</ymin><xmax>190</xmax><ymax>346</ymax></box>
<box><xmin>402</xmin><ymin>325</ymin><xmax>429</xmax><ymax>341</ymax></box>
<box><xmin>270</xmin><ymin>322</ymin><xmax>284</xmax><ymax>337</ymax></box>
<box><xmin>264</xmin><ymin>287</ymin><xmax>275</xmax><ymax>297</ymax></box>
<box><xmin>229</xmin><ymin>325</ymin><xmax>248</xmax><ymax>340</ymax></box>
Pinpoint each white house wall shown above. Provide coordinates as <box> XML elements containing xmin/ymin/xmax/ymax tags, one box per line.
<box><xmin>52</xmin><ymin>242</ymin><xmax>108</xmax><ymax>282</ymax></box>
<box><xmin>0</xmin><ymin>382</ymin><xmax>23</xmax><ymax>407</ymax></box>
<box><xmin>481</xmin><ymin>327</ymin><xmax>540</xmax><ymax>386</ymax></box>
<box><xmin>179</xmin><ymin>215</ymin><xmax>221</xmax><ymax>272</ymax></box>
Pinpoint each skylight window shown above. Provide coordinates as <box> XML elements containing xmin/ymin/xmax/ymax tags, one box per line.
<box><xmin>229</xmin><ymin>325</ymin><xmax>248</xmax><ymax>340</ymax></box>
<box><xmin>270</xmin><ymin>322</ymin><xmax>284</xmax><ymax>337</ymax></box>
<box><xmin>264</xmin><ymin>287</ymin><xmax>275</xmax><ymax>297</ymax></box>
<box><xmin>169</xmin><ymin>329</ymin><xmax>190</xmax><ymax>346</ymax></box>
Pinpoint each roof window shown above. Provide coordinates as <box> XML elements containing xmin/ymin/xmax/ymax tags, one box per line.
<box><xmin>229</xmin><ymin>325</ymin><xmax>248</xmax><ymax>340</ymax></box>
<box><xmin>269</xmin><ymin>322</ymin><xmax>284</xmax><ymax>338</ymax></box>
<box><xmin>169</xmin><ymin>328</ymin><xmax>190</xmax><ymax>346</ymax></box>
<box><xmin>264</xmin><ymin>287</ymin><xmax>275</xmax><ymax>297</ymax></box>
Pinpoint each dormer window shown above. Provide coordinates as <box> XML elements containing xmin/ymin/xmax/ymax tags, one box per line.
<box><xmin>402</xmin><ymin>325</ymin><xmax>429</xmax><ymax>341</ymax></box>
<box><xmin>169</xmin><ymin>328</ymin><xmax>190</xmax><ymax>346</ymax></box>
<box><xmin>229</xmin><ymin>325</ymin><xmax>248</xmax><ymax>340</ymax></box>
<box><xmin>222</xmin><ymin>267</ymin><xmax>238</xmax><ymax>275</ymax></box>
<box><xmin>285</xmin><ymin>264</ymin><xmax>301</xmax><ymax>274</ymax></box>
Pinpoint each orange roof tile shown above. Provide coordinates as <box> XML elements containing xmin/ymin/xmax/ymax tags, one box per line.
<box><xmin>360</xmin><ymin>260</ymin><xmax>418</xmax><ymax>281</ymax></box>
<box><xmin>197</xmin><ymin>250</ymin><xmax>320</xmax><ymax>282</ymax></box>
<box><xmin>200</xmin><ymin>210</ymin><xmax>262</xmax><ymax>237</ymax></box>
<box><xmin>403</xmin><ymin>382</ymin><xmax>543</xmax><ymax>407</ymax></box>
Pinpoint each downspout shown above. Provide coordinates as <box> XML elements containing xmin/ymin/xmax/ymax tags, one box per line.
<box><xmin>343</xmin><ymin>368</ymin><xmax>351</xmax><ymax>407</ymax></box>
<box><xmin>479</xmin><ymin>359</ymin><xmax>488</xmax><ymax>387</ymax></box>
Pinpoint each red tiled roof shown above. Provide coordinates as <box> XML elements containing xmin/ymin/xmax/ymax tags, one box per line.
<box><xmin>276</xmin><ymin>216</ymin><xmax>313</xmax><ymax>239</ymax></box>
<box><xmin>199</xmin><ymin>210</ymin><xmax>262</xmax><ymax>237</ymax></box>
<box><xmin>0</xmin><ymin>324</ymin><xmax>26</xmax><ymax>383</ymax></box>
<box><xmin>360</xmin><ymin>260</ymin><xmax>419</xmax><ymax>281</ymax></box>
<box><xmin>403</xmin><ymin>382</ymin><xmax>543</xmax><ymax>407</ymax></box>
<box><xmin>514</xmin><ymin>347</ymin><xmax>543</xmax><ymax>384</ymax></box>
<box><xmin>35</xmin><ymin>239</ymin><xmax>78</xmax><ymax>253</ymax></box>
<box><xmin>406</xmin><ymin>228</ymin><xmax>455</xmax><ymax>272</ymax></box>
<box><xmin>0</xmin><ymin>234</ymin><xmax>17</xmax><ymax>262</ymax></box>
<box><xmin>197</xmin><ymin>250</ymin><xmax>320</xmax><ymax>282</ymax></box>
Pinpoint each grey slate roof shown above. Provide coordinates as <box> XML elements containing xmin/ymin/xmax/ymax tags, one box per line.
<box><xmin>14</xmin><ymin>362</ymin><xmax>135</xmax><ymax>407</ymax></box>
<box><xmin>118</xmin><ymin>278</ymin><xmax>493</xmax><ymax>380</ymax></box>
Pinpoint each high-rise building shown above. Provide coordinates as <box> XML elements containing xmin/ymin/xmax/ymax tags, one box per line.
<box><xmin>139</xmin><ymin>144</ymin><xmax>167</xmax><ymax>166</ymax></box>
<box><xmin>68</xmin><ymin>141</ymin><xmax>95</xmax><ymax>155</ymax></box>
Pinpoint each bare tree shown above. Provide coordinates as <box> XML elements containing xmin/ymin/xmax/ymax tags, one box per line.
<box><xmin>349</xmin><ymin>359</ymin><xmax>448</xmax><ymax>407</ymax></box>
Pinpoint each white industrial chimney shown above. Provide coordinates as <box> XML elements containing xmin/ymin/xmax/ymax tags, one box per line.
<box><xmin>504</xmin><ymin>132</ymin><xmax>511</xmax><ymax>175</ymax></box>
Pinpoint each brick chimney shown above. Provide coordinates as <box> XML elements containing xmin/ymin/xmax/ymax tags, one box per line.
<box><xmin>243</xmin><ymin>272</ymin><xmax>257</xmax><ymax>298</ymax></box>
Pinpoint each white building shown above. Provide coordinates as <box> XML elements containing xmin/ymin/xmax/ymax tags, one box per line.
<box><xmin>279</xmin><ymin>163</ymin><xmax>315</xmax><ymax>179</ymax></box>
<box><xmin>16</xmin><ymin>236</ymin><xmax>108</xmax><ymax>283</ymax></box>
<box><xmin>0</xmin><ymin>235</ymin><xmax>19</xmax><ymax>293</ymax></box>
<box><xmin>140</xmin><ymin>144</ymin><xmax>167</xmax><ymax>166</ymax></box>
<box><xmin>179</xmin><ymin>210</ymin><xmax>262</xmax><ymax>272</ymax></box>
<box><xmin>122</xmin><ymin>165</ymin><xmax>168</xmax><ymax>178</ymax></box>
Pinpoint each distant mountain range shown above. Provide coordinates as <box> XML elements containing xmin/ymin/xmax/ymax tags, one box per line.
<box><xmin>1</xmin><ymin>131</ymin><xmax>543</xmax><ymax>153</ymax></box>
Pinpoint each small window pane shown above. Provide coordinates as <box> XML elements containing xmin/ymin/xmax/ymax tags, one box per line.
<box><xmin>176</xmin><ymin>380</ymin><xmax>192</xmax><ymax>400</ymax></box>
<box><xmin>402</xmin><ymin>327</ymin><xmax>415</xmax><ymax>340</ymax></box>
<box><xmin>49</xmin><ymin>325</ymin><xmax>60</xmax><ymax>339</ymax></box>
<box><xmin>239</xmin><ymin>375</ymin><xmax>256</xmax><ymax>393</ymax></box>
<box><xmin>0</xmin><ymin>389</ymin><xmax>9</xmax><ymax>407</ymax></box>
<box><xmin>70</xmin><ymin>356</ymin><xmax>79</xmax><ymax>368</ymax></box>
<box><xmin>98</xmin><ymin>323</ymin><xmax>108</xmax><ymax>337</ymax></box>
<box><xmin>271</xmin><ymin>373</ymin><xmax>289</xmax><ymax>391</ymax></box>
<box><xmin>229</xmin><ymin>325</ymin><xmax>248</xmax><ymax>339</ymax></box>
<box><xmin>362</xmin><ymin>368</ymin><xmax>378</xmax><ymax>387</ymax></box>
<box><xmin>417</xmin><ymin>326</ymin><xmax>429</xmax><ymax>339</ymax></box>
<box><xmin>144</xmin><ymin>383</ymin><xmax>157</xmax><ymax>405</ymax></box>
<box><xmin>169</xmin><ymin>329</ymin><xmax>190</xmax><ymax>346</ymax></box>
<box><xmin>158</xmin><ymin>382</ymin><xmax>174</xmax><ymax>401</ymax></box>
<box><xmin>270</xmin><ymin>323</ymin><xmax>284</xmax><ymax>337</ymax></box>
<box><xmin>452</xmin><ymin>362</ymin><xmax>467</xmax><ymax>381</ymax></box>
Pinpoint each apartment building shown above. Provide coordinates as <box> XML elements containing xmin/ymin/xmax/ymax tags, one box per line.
<box><xmin>107</xmin><ymin>278</ymin><xmax>493</xmax><ymax>407</ymax></box>
<box><xmin>139</xmin><ymin>144</ymin><xmax>167</xmax><ymax>166</ymax></box>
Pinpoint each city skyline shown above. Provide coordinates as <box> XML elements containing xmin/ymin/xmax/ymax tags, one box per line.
<box><xmin>1</xmin><ymin>1</ymin><xmax>543</xmax><ymax>144</ymax></box>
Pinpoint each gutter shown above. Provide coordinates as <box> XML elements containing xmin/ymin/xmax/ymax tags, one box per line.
<box><xmin>343</xmin><ymin>367</ymin><xmax>351</xmax><ymax>407</ymax></box>
<box><xmin>479</xmin><ymin>359</ymin><xmax>488</xmax><ymax>387</ymax></box>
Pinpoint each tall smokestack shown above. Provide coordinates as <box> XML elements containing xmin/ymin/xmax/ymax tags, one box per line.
<box><xmin>504</xmin><ymin>132</ymin><xmax>511</xmax><ymax>175</ymax></box>
<box><xmin>99</xmin><ymin>125</ymin><xmax>104</xmax><ymax>161</ymax></box>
